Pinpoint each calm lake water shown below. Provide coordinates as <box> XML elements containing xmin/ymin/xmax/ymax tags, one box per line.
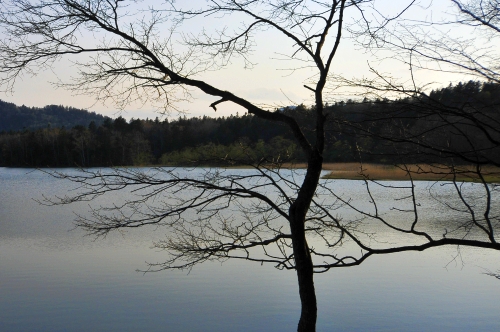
<box><xmin>1</xmin><ymin>167</ymin><xmax>499</xmax><ymax>331</ymax></box>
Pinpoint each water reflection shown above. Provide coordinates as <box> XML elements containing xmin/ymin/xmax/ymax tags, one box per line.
<box><xmin>1</xmin><ymin>167</ymin><xmax>499</xmax><ymax>331</ymax></box>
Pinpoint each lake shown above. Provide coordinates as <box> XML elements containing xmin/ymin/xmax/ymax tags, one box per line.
<box><xmin>1</xmin><ymin>167</ymin><xmax>499</xmax><ymax>331</ymax></box>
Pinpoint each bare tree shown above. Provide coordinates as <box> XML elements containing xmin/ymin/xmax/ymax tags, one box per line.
<box><xmin>1</xmin><ymin>1</ymin><xmax>499</xmax><ymax>331</ymax></box>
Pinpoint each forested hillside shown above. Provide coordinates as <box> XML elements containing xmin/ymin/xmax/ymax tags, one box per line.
<box><xmin>0</xmin><ymin>100</ymin><xmax>108</xmax><ymax>131</ymax></box>
<box><xmin>0</xmin><ymin>81</ymin><xmax>498</xmax><ymax>167</ymax></box>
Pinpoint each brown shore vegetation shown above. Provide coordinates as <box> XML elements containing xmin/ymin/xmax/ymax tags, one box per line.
<box><xmin>319</xmin><ymin>163</ymin><xmax>500</xmax><ymax>183</ymax></box>
<box><xmin>157</xmin><ymin>163</ymin><xmax>500</xmax><ymax>183</ymax></box>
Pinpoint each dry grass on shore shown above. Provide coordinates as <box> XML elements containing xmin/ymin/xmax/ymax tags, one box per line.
<box><xmin>320</xmin><ymin>163</ymin><xmax>500</xmax><ymax>183</ymax></box>
<box><xmin>157</xmin><ymin>162</ymin><xmax>500</xmax><ymax>182</ymax></box>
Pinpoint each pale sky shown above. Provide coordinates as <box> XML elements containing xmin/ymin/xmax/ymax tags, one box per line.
<box><xmin>0</xmin><ymin>0</ymin><xmax>486</xmax><ymax>120</ymax></box>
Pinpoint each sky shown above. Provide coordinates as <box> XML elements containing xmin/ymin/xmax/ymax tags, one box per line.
<box><xmin>0</xmin><ymin>0</ymin><xmax>485</xmax><ymax>120</ymax></box>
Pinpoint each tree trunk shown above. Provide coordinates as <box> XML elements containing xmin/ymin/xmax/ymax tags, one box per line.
<box><xmin>292</xmin><ymin>221</ymin><xmax>317</xmax><ymax>332</ymax></box>
<box><xmin>290</xmin><ymin>152</ymin><xmax>323</xmax><ymax>332</ymax></box>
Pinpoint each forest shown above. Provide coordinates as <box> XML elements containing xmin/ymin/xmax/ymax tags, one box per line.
<box><xmin>0</xmin><ymin>100</ymin><xmax>108</xmax><ymax>132</ymax></box>
<box><xmin>0</xmin><ymin>81</ymin><xmax>498</xmax><ymax>168</ymax></box>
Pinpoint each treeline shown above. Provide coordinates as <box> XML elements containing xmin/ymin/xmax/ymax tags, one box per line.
<box><xmin>0</xmin><ymin>113</ymin><xmax>303</xmax><ymax>167</ymax></box>
<box><xmin>0</xmin><ymin>81</ymin><xmax>498</xmax><ymax>167</ymax></box>
<box><xmin>343</xmin><ymin>80</ymin><xmax>500</xmax><ymax>165</ymax></box>
<box><xmin>0</xmin><ymin>99</ymin><xmax>109</xmax><ymax>132</ymax></box>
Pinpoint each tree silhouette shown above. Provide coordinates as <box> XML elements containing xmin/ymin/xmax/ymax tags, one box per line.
<box><xmin>0</xmin><ymin>1</ymin><xmax>499</xmax><ymax>331</ymax></box>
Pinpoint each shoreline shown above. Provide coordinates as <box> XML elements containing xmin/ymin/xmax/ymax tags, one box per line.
<box><xmin>320</xmin><ymin>163</ymin><xmax>500</xmax><ymax>183</ymax></box>
<box><xmin>3</xmin><ymin>163</ymin><xmax>499</xmax><ymax>182</ymax></box>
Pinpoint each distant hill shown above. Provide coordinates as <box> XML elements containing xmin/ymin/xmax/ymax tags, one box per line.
<box><xmin>0</xmin><ymin>99</ymin><xmax>109</xmax><ymax>131</ymax></box>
